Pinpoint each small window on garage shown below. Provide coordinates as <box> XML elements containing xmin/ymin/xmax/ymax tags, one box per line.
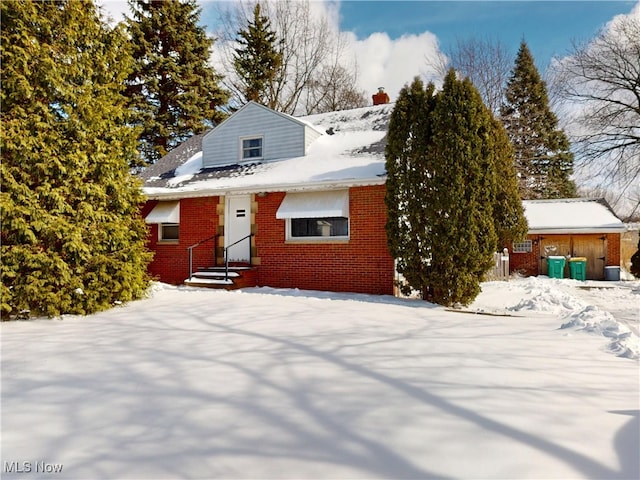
<box><xmin>512</xmin><ymin>240</ymin><xmax>532</xmax><ymax>253</ymax></box>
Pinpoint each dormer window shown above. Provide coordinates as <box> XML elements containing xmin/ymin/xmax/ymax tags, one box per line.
<box><xmin>241</xmin><ymin>136</ymin><xmax>263</xmax><ymax>160</ymax></box>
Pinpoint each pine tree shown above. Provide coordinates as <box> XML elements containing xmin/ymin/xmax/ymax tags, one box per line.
<box><xmin>386</xmin><ymin>71</ymin><xmax>513</xmax><ymax>306</ymax></box>
<box><xmin>1</xmin><ymin>0</ymin><xmax>152</xmax><ymax>318</ymax></box>
<box><xmin>126</xmin><ymin>0</ymin><xmax>229</xmax><ymax>164</ymax></box>
<box><xmin>501</xmin><ymin>41</ymin><xmax>576</xmax><ymax>199</ymax></box>
<box><xmin>232</xmin><ymin>3</ymin><xmax>283</xmax><ymax>107</ymax></box>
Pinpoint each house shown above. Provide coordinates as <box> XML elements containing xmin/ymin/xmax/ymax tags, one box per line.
<box><xmin>508</xmin><ymin>198</ymin><xmax>626</xmax><ymax>280</ymax></box>
<box><xmin>139</xmin><ymin>101</ymin><xmax>395</xmax><ymax>295</ymax></box>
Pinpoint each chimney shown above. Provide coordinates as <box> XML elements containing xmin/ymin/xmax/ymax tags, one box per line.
<box><xmin>372</xmin><ymin>87</ymin><xmax>390</xmax><ymax>105</ymax></box>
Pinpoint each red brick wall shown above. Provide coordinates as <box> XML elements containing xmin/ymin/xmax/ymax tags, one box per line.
<box><xmin>255</xmin><ymin>185</ymin><xmax>395</xmax><ymax>295</ymax></box>
<box><xmin>606</xmin><ymin>233</ymin><xmax>621</xmax><ymax>266</ymax></box>
<box><xmin>508</xmin><ymin>234</ymin><xmax>540</xmax><ymax>276</ymax></box>
<box><xmin>145</xmin><ymin>197</ymin><xmax>220</xmax><ymax>284</ymax></box>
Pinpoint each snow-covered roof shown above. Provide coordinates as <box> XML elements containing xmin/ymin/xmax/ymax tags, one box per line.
<box><xmin>524</xmin><ymin>198</ymin><xmax>626</xmax><ymax>233</ymax></box>
<box><xmin>141</xmin><ymin>103</ymin><xmax>392</xmax><ymax>199</ymax></box>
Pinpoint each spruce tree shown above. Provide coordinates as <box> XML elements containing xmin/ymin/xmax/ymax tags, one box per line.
<box><xmin>126</xmin><ymin>0</ymin><xmax>229</xmax><ymax>164</ymax></box>
<box><xmin>1</xmin><ymin>0</ymin><xmax>152</xmax><ymax>318</ymax></box>
<box><xmin>233</xmin><ymin>3</ymin><xmax>283</xmax><ymax>107</ymax></box>
<box><xmin>501</xmin><ymin>41</ymin><xmax>576</xmax><ymax>199</ymax></box>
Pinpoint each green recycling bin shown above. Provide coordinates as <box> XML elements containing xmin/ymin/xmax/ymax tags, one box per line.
<box><xmin>547</xmin><ymin>256</ymin><xmax>566</xmax><ymax>279</ymax></box>
<box><xmin>568</xmin><ymin>257</ymin><xmax>587</xmax><ymax>281</ymax></box>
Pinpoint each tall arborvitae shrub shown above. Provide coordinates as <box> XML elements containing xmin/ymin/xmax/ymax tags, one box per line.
<box><xmin>501</xmin><ymin>41</ymin><xmax>576</xmax><ymax>199</ymax></box>
<box><xmin>126</xmin><ymin>0</ymin><xmax>229</xmax><ymax>164</ymax></box>
<box><xmin>490</xmin><ymin>118</ymin><xmax>528</xmax><ymax>249</ymax></box>
<box><xmin>386</xmin><ymin>70</ymin><xmax>522</xmax><ymax>306</ymax></box>
<box><xmin>1</xmin><ymin>0</ymin><xmax>152</xmax><ymax>318</ymax></box>
<box><xmin>426</xmin><ymin>70</ymin><xmax>499</xmax><ymax>305</ymax></box>
<box><xmin>385</xmin><ymin>78</ymin><xmax>437</xmax><ymax>295</ymax></box>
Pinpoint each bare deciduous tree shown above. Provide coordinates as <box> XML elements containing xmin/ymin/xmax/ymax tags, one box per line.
<box><xmin>215</xmin><ymin>0</ymin><xmax>366</xmax><ymax>115</ymax></box>
<box><xmin>553</xmin><ymin>13</ymin><xmax>640</xmax><ymax>217</ymax></box>
<box><xmin>429</xmin><ymin>36</ymin><xmax>513</xmax><ymax>114</ymax></box>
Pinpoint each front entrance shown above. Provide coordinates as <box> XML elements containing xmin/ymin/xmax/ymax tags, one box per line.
<box><xmin>225</xmin><ymin>195</ymin><xmax>252</xmax><ymax>263</ymax></box>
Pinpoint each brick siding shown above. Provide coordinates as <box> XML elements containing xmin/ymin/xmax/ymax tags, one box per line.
<box><xmin>145</xmin><ymin>197</ymin><xmax>220</xmax><ymax>284</ymax></box>
<box><xmin>255</xmin><ymin>185</ymin><xmax>395</xmax><ymax>295</ymax></box>
<box><xmin>144</xmin><ymin>185</ymin><xmax>395</xmax><ymax>294</ymax></box>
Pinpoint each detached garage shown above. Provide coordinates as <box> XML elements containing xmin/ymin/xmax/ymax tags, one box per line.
<box><xmin>508</xmin><ymin>198</ymin><xmax>626</xmax><ymax>280</ymax></box>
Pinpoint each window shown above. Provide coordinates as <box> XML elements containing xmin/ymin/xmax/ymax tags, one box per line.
<box><xmin>276</xmin><ymin>190</ymin><xmax>350</xmax><ymax>241</ymax></box>
<box><xmin>512</xmin><ymin>240</ymin><xmax>532</xmax><ymax>253</ymax></box>
<box><xmin>145</xmin><ymin>201</ymin><xmax>180</xmax><ymax>242</ymax></box>
<box><xmin>160</xmin><ymin>223</ymin><xmax>179</xmax><ymax>241</ymax></box>
<box><xmin>291</xmin><ymin>217</ymin><xmax>349</xmax><ymax>238</ymax></box>
<box><xmin>242</xmin><ymin>137</ymin><xmax>263</xmax><ymax>160</ymax></box>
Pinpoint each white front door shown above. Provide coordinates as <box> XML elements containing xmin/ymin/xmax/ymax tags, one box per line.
<box><xmin>225</xmin><ymin>195</ymin><xmax>252</xmax><ymax>262</ymax></box>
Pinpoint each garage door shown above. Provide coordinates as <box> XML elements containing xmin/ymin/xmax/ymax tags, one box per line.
<box><xmin>572</xmin><ymin>234</ymin><xmax>606</xmax><ymax>280</ymax></box>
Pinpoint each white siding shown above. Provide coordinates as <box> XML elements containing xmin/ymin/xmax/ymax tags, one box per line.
<box><xmin>203</xmin><ymin>103</ymin><xmax>320</xmax><ymax>168</ymax></box>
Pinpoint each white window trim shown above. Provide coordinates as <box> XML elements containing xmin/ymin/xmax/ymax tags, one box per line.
<box><xmin>240</xmin><ymin>135</ymin><xmax>264</xmax><ymax>161</ymax></box>
<box><xmin>512</xmin><ymin>239</ymin><xmax>532</xmax><ymax>253</ymax></box>
<box><xmin>285</xmin><ymin>217</ymin><xmax>350</xmax><ymax>242</ymax></box>
<box><xmin>159</xmin><ymin>223</ymin><xmax>179</xmax><ymax>243</ymax></box>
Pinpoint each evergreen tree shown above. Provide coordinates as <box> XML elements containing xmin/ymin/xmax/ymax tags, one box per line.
<box><xmin>490</xmin><ymin>118</ymin><xmax>528</xmax><ymax>249</ymax></box>
<box><xmin>630</xmin><ymin>237</ymin><xmax>640</xmax><ymax>279</ymax></box>
<box><xmin>501</xmin><ymin>41</ymin><xmax>576</xmax><ymax>199</ymax></box>
<box><xmin>386</xmin><ymin>71</ymin><xmax>517</xmax><ymax>306</ymax></box>
<box><xmin>126</xmin><ymin>0</ymin><xmax>229</xmax><ymax>164</ymax></box>
<box><xmin>232</xmin><ymin>3</ymin><xmax>283</xmax><ymax>107</ymax></box>
<box><xmin>385</xmin><ymin>78</ymin><xmax>436</xmax><ymax>296</ymax></box>
<box><xmin>425</xmin><ymin>70</ymin><xmax>499</xmax><ymax>305</ymax></box>
<box><xmin>1</xmin><ymin>0</ymin><xmax>152</xmax><ymax>318</ymax></box>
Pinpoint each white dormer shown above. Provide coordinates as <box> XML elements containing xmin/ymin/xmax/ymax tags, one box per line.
<box><xmin>202</xmin><ymin>102</ymin><xmax>323</xmax><ymax>168</ymax></box>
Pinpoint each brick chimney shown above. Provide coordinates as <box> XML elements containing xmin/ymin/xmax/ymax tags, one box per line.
<box><xmin>372</xmin><ymin>87</ymin><xmax>390</xmax><ymax>105</ymax></box>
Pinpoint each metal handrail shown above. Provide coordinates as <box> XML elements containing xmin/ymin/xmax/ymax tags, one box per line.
<box><xmin>186</xmin><ymin>234</ymin><xmax>219</xmax><ymax>279</ymax></box>
<box><xmin>224</xmin><ymin>233</ymin><xmax>255</xmax><ymax>281</ymax></box>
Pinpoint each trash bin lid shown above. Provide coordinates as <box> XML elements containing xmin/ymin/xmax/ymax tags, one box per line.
<box><xmin>569</xmin><ymin>257</ymin><xmax>587</xmax><ymax>262</ymax></box>
<box><xmin>548</xmin><ymin>255</ymin><xmax>566</xmax><ymax>259</ymax></box>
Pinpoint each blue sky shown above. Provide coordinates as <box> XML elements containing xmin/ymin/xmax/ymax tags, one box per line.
<box><xmin>103</xmin><ymin>0</ymin><xmax>638</xmax><ymax>98</ymax></box>
<box><xmin>336</xmin><ymin>1</ymin><xmax>636</xmax><ymax>69</ymax></box>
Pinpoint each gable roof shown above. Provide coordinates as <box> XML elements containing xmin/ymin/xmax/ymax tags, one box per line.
<box><xmin>203</xmin><ymin>101</ymin><xmax>324</xmax><ymax>142</ymax></box>
<box><xmin>523</xmin><ymin>198</ymin><xmax>626</xmax><ymax>233</ymax></box>
<box><xmin>141</xmin><ymin>103</ymin><xmax>393</xmax><ymax>200</ymax></box>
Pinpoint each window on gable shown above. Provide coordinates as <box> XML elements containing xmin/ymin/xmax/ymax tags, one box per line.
<box><xmin>512</xmin><ymin>240</ymin><xmax>532</xmax><ymax>253</ymax></box>
<box><xmin>242</xmin><ymin>137</ymin><xmax>263</xmax><ymax>160</ymax></box>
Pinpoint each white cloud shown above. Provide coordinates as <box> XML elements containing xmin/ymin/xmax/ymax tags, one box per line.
<box><xmin>346</xmin><ymin>30</ymin><xmax>444</xmax><ymax>102</ymax></box>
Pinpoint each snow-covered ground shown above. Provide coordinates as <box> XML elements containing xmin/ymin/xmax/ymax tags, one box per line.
<box><xmin>2</xmin><ymin>277</ymin><xmax>638</xmax><ymax>479</ymax></box>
